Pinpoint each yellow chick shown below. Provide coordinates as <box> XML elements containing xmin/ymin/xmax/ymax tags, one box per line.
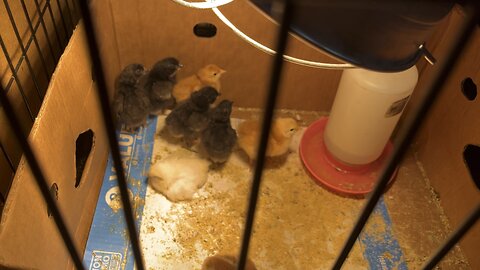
<box><xmin>202</xmin><ymin>255</ymin><xmax>257</xmax><ymax>270</ymax></box>
<box><xmin>173</xmin><ymin>64</ymin><xmax>226</xmax><ymax>103</ymax></box>
<box><xmin>237</xmin><ymin>117</ymin><xmax>298</xmax><ymax>161</ymax></box>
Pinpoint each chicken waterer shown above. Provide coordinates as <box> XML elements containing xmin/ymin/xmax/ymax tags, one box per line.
<box><xmin>300</xmin><ymin>66</ymin><xmax>419</xmax><ymax>196</ymax></box>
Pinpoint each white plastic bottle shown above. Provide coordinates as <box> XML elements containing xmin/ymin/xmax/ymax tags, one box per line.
<box><xmin>324</xmin><ymin>66</ymin><xmax>418</xmax><ymax>165</ymax></box>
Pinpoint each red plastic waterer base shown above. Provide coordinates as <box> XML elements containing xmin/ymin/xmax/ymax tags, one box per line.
<box><xmin>299</xmin><ymin>117</ymin><xmax>397</xmax><ymax>196</ymax></box>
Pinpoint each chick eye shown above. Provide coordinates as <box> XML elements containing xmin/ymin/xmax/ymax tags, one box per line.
<box><xmin>213</xmin><ymin>73</ymin><xmax>217</xmax><ymax>76</ymax></box>
<box><xmin>290</xmin><ymin>128</ymin><xmax>295</xmax><ymax>131</ymax></box>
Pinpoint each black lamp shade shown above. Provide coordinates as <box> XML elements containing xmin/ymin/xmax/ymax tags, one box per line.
<box><xmin>250</xmin><ymin>0</ymin><xmax>455</xmax><ymax>71</ymax></box>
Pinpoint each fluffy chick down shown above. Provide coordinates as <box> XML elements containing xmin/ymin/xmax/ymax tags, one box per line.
<box><xmin>200</xmin><ymin>100</ymin><xmax>237</xmax><ymax>164</ymax></box>
<box><xmin>173</xmin><ymin>64</ymin><xmax>226</xmax><ymax>103</ymax></box>
<box><xmin>237</xmin><ymin>117</ymin><xmax>298</xmax><ymax>161</ymax></box>
<box><xmin>143</xmin><ymin>57</ymin><xmax>182</xmax><ymax>114</ymax></box>
<box><xmin>148</xmin><ymin>156</ymin><xmax>210</xmax><ymax>202</ymax></box>
<box><xmin>113</xmin><ymin>63</ymin><xmax>150</xmax><ymax>130</ymax></box>
<box><xmin>165</xmin><ymin>86</ymin><xmax>219</xmax><ymax>146</ymax></box>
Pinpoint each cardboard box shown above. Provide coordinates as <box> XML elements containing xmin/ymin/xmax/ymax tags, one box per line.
<box><xmin>414</xmin><ymin>6</ymin><xmax>480</xmax><ymax>268</ymax></box>
<box><xmin>0</xmin><ymin>23</ymin><xmax>108</xmax><ymax>268</ymax></box>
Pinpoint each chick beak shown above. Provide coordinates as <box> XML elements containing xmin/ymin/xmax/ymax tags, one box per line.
<box><xmin>170</xmin><ymin>64</ymin><xmax>183</xmax><ymax>78</ymax></box>
<box><xmin>219</xmin><ymin>69</ymin><xmax>226</xmax><ymax>74</ymax></box>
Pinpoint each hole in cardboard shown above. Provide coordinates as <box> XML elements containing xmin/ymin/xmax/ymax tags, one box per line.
<box><xmin>461</xmin><ymin>77</ymin><xmax>477</xmax><ymax>101</ymax></box>
<box><xmin>47</xmin><ymin>183</ymin><xmax>59</xmax><ymax>217</ymax></box>
<box><xmin>193</xmin><ymin>22</ymin><xmax>217</xmax><ymax>38</ymax></box>
<box><xmin>75</xmin><ymin>130</ymin><xmax>95</xmax><ymax>188</ymax></box>
<box><xmin>463</xmin><ymin>144</ymin><xmax>480</xmax><ymax>190</ymax></box>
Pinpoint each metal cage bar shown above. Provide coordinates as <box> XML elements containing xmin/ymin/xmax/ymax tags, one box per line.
<box><xmin>0</xmin><ymin>191</ymin><xmax>4</xmax><ymax>205</ymax></box>
<box><xmin>0</xmin><ymin>83</ymin><xmax>85</xmax><ymax>269</ymax></box>
<box><xmin>20</xmin><ymin>0</ymin><xmax>51</xmax><ymax>82</ymax></box>
<box><xmin>64</xmin><ymin>0</ymin><xmax>75</xmax><ymax>31</ymax></box>
<box><xmin>5</xmin><ymin>1</ymin><xmax>52</xmax><ymax>93</ymax></box>
<box><xmin>3</xmin><ymin>0</ymin><xmax>43</xmax><ymax>100</ymax></box>
<box><xmin>0</xmin><ymin>142</ymin><xmax>14</xmax><ymax>171</ymax></box>
<box><xmin>55</xmin><ymin>0</ymin><xmax>70</xmax><ymax>39</ymax></box>
<box><xmin>237</xmin><ymin>0</ymin><xmax>294</xmax><ymax>269</ymax></box>
<box><xmin>78</xmin><ymin>1</ymin><xmax>146</xmax><ymax>269</ymax></box>
<box><xmin>0</xmin><ymin>36</ymin><xmax>35</xmax><ymax>121</ymax></box>
<box><xmin>45</xmin><ymin>0</ymin><xmax>66</xmax><ymax>48</ymax></box>
<box><xmin>332</xmin><ymin>3</ymin><xmax>479</xmax><ymax>269</ymax></box>
<box><xmin>69</xmin><ymin>0</ymin><xmax>80</xmax><ymax>23</ymax></box>
<box><xmin>34</xmin><ymin>0</ymin><xmax>60</xmax><ymax>62</ymax></box>
<box><xmin>0</xmin><ymin>141</ymin><xmax>13</xmax><ymax>205</ymax></box>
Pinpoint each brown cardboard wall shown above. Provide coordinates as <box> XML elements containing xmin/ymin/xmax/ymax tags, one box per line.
<box><xmin>90</xmin><ymin>0</ymin><xmax>121</xmax><ymax>99</ymax></box>
<box><xmin>0</xmin><ymin>23</ymin><xmax>108</xmax><ymax>269</ymax></box>
<box><xmin>415</xmin><ymin>6</ymin><xmax>480</xmax><ymax>269</ymax></box>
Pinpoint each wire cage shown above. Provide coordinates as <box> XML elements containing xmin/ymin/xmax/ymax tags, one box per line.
<box><xmin>0</xmin><ymin>0</ymin><xmax>479</xmax><ymax>269</ymax></box>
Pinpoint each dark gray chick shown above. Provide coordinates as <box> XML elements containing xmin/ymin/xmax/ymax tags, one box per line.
<box><xmin>165</xmin><ymin>86</ymin><xmax>219</xmax><ymax>146</ymax></box>
<box><xmin>200</xmin><ymin>100</ymin><xmax>237</xmax><ymax>164</ymax></box>
<box><xmin>141</xmin><ymin>57</ymin><xmax>182</xmax><ymax>115</ymax></box>
<box><xmin>113</xmin><ymin>64</ymin><xmax>150</xmax><ymax>131</ymax></box>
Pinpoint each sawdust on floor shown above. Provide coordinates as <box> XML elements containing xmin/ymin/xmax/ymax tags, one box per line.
<box><xmin>383</xmin><ymin>151</ymin><xmax>471</xmax><ymax>269</ymax></box>
<box><xmin>139</xmin><ymin>110</ymin><xmax>471</xmax><ymax>270</ymax></box>
<box><xmin>140</xmin><ymin>113</ymin><xmax>369</xmax><ymax>270</ymax></box>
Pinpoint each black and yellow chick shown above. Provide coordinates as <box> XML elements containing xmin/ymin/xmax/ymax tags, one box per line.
<box><xmin>200</xmin><ymin>100</ymin><xmax>237</xmax><ymax>164</ymax></box>
<box><xmin>165</xmin><ymin>86</ymin><xmax>219</xmax><ymax>146</ymax></box>
<box><xmin>113</xmin><ymin>63</ymin><xmax>150</xmax><ymax>131</ymax></box>
<box><xmin>140</xmin><ymin>57</ymin><xmax>182</xmax><ymax>115</ymax></box>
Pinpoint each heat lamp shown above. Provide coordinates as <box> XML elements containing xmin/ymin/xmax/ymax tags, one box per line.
<box><xmin>171</xmin><ymin>0</ymin><xmax>454</xmax><ymax>195</ymax></box>
<box><xmin>248</xmin><ymin>0</ymin><xmax>454</xmax><ymax>195</ymax></box>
